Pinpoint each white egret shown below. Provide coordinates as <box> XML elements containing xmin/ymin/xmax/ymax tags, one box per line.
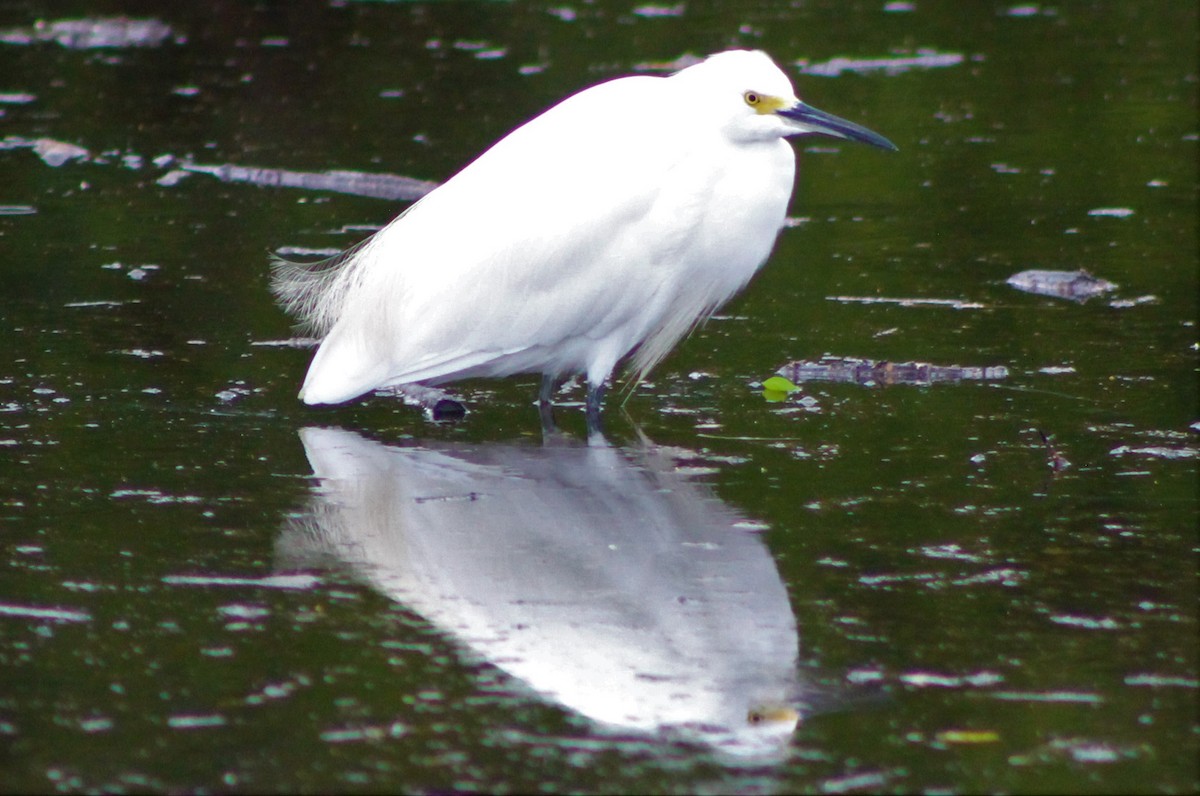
<box><xmin>272</xmin><ymin>49</ymin><xmax>896</xmax><ymax>423</ymax></box>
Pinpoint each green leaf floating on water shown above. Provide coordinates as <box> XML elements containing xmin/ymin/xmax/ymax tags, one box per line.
<box><xmin>761</xmin><ymin>375</ymin><xmax>800</xmax><ymax>402</ymax></box>
<box><xmin>761</xmin><ymin>376</ymin><xmax>800</xmax><ymax>393</ymax></box>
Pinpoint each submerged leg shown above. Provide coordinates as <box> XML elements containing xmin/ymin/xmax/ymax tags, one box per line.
<box><xmin>538</xmin><ymin>374</ymin><xmax>560</xmax><ymax>436</ymax></box>
<box><xmin>585</xmin><ymin>382</ymin><xmax>606</xmax><ymax>436</ymax></box>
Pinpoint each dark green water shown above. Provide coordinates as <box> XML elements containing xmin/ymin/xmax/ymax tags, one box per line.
<box><xmin>2</xmin><ymin>1</ymin><xmax>1196</xmax><ymax>792</ymax></box>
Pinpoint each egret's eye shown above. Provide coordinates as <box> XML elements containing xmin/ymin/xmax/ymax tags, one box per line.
<box><xmin>743</xmin><ymin>91</ymin><xmax>761</xmax><ymax>107</ymax></box>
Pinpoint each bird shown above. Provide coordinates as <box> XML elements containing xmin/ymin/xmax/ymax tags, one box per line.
<box><xmin>271</xmin><ymin>49</ymin><xmax>896</xmax><ymax>424</ymax></box>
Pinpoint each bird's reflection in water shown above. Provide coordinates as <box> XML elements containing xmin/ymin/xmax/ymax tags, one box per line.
<box><xmin>277</xmin><ymin>426</ymin><xmax>802</xmax><ymax>759</ymax></box>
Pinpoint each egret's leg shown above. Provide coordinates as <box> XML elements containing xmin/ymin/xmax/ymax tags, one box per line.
<box><xmin>585</xmin><ymin>382</ymin><xmax>606</xmax><ymax>435</ymax></box>
<box><xmin>539</xmin><ymin>374</ymin><xmax>558</xmax><ymax>406</ymax></box>
<box><xmin>537</xmin><ymin>374</ymin><xmax>561</xmax><ymax>436</ymax></box>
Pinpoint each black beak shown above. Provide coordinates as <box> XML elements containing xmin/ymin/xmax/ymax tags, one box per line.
<box><xmin>778</xmin><ymin>102</ymin><xmax>898</xmax><ymax>151</ymax></box>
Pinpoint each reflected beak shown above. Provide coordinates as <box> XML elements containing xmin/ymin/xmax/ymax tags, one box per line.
<box><xmin>747</xmin><ymin>705</ymin><xmax>802</xmax><ymax>727</ymax></box>
<box><xmin>778</xmin><ymin>101</ymin><xmax>898</xmax><ymax>151</ymax></box>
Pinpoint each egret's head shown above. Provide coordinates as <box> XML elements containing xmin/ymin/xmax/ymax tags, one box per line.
<box><xmin>681</xmin><ymin>50</ymin><xmax>898</xmax><ymax>151</ymax></box>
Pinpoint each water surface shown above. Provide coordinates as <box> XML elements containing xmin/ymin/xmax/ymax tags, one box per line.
<box><xmin>1</xmin><ymin>0</ymin><xmax>1196</xmax><ymax>792</ymax></box>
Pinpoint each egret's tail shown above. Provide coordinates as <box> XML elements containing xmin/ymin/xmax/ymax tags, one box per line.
<box><xmin>269</xmin><ymin>236</ymin><xmax>374</xmax><ymax>338</ymax></box>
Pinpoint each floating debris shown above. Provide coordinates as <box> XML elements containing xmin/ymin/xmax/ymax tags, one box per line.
<box><xmin>166</xmin><ymin>714</ymin><xmax>226</xmax><ymax>730</ymax></box>
<box><xmin>828</xmin><ymin>295</ymin><xmax>985</xmax><ymax>309</ymax></box>
<box><xmin>63</xmin><ymin>300</ymin><xmax>133</xmax><ymax>308</ymax></box>
<box><xmin>33</xmin><ymin>138</ymin><xmax>89</xmax><ymax>167</ymax></box>
<box><xmin>162</xmin><ymin>574</ymin><xmax>320</xmax><ymax>590</ymax></box>
<box><xmin>1124</xmin><ymin>673</ymin><xmax>1199</xmax><ymax>688</ymax></box>
<box><xmin>900</xmin><ymin>670</ymin><xmax>1004</xmax><ymax>688</ymax></box>
<box><xmin>818</xmin><ymin>770</ymin><xmax>893</xmax><ymax>794</ymax></box>
<box><xmin>990</xmin><ymin>691</ymin><xmax>1104</xmax><ymax>704</ymax></box>
<box><xmin>1048</xmin><ymin>614</ymin><xmax>1121</xmax><ymax>630</ymax></box>
<box><xmin>1006</xmin><ymin>5</ymin><xmax>1045</xmax><ymax>17</ymax></box>
<box><xmin>1087</xmin><ymin>207</ymin><xmax>1135</xmax><ymax>218</ymax></box>
<box><xmin>0</xmin><ymin>17</ymin><xmax>181</xmax><ymax>49</ymax></box>
<box><xmin>1</xmin><ymin>135</ymin><xmax>90</xmax><ymax>167</ymax></box>
<box><xmin>155</xmin><ymin>169</ymin><xmax>190</xmax><ymax>187</ymax></box>
<box><xmin>1107</xmin><ymin>295</ymin><xmax>1158</xmax><ymax>309</ymax></box>
<box><xmin>631</xmin><ymin>4</ymin><xmax>686</xmax><ymax>18</ymax></box>
<box><xmin>172</xmin><ymin>162</ymin><xmax>438</xmax><ymax>201</ymax></box>
<box><xmin>373</xmin><ymin>383</ymin><xmax>468</xmax><ymax>421</ymax></box>
<box><xmin>1006</xmin><ymin>269</ymin><xmax>1117</xmax><ymax>302</ymax></box>
<box><xmin>249</xmin><ymin>338</ymin><xmax>319</xmax><ymax>349</ymax></box>
<box><xmin>214</xmin><ymin>384</ymin><xmax>252</xmax><ymax>402</ymax></box>
<box><xmin>5</xmin><ymin>135</ymin><xmax>438</xmax><ymax>201</ymax></box>
<box><xmin>775</xmin><ymin>356</ymin><xmax>1009</xmax><ymax>387</ymax></box>
<box><xmin>797</xmin><ymin>49</ymin><xmax>967</xmax><ymax>77</ymax></box>
<box><xmin>1109</xmin><ymin>445</ymin><xmax>1197</xmax><ymax>461</ymax></box>
<box><xmin>0</xmin><ymin>603</ymin><xmax>91</xmax><ymax>622</ymax></box>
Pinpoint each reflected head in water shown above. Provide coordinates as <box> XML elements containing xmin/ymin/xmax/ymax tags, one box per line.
<box><xmin>271</xmin><ymin>50</ymin><xmax>895</xmax><ymax>428</ymax></box>
<box><xmin>277</xmin><ymin>425</ymin><xmax>806</xmax><ymax>759</ymax></box>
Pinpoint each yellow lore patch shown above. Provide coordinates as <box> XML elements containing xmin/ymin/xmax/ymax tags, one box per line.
<box><xmin>743</xmin><ymin>91</ymin><xmax>791</xmax><ymax>115</ymax></box>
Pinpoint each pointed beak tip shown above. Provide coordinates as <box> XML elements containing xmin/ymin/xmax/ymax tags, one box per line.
<box><xmin>832</xmin><ymin>126</ymin><xmax>898</xmax><ymax>153</ymax></box>
<box><xmin>781</xmin><ymin>101</ymin><xmax>898</xmax><ymax>152</ymax></box>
